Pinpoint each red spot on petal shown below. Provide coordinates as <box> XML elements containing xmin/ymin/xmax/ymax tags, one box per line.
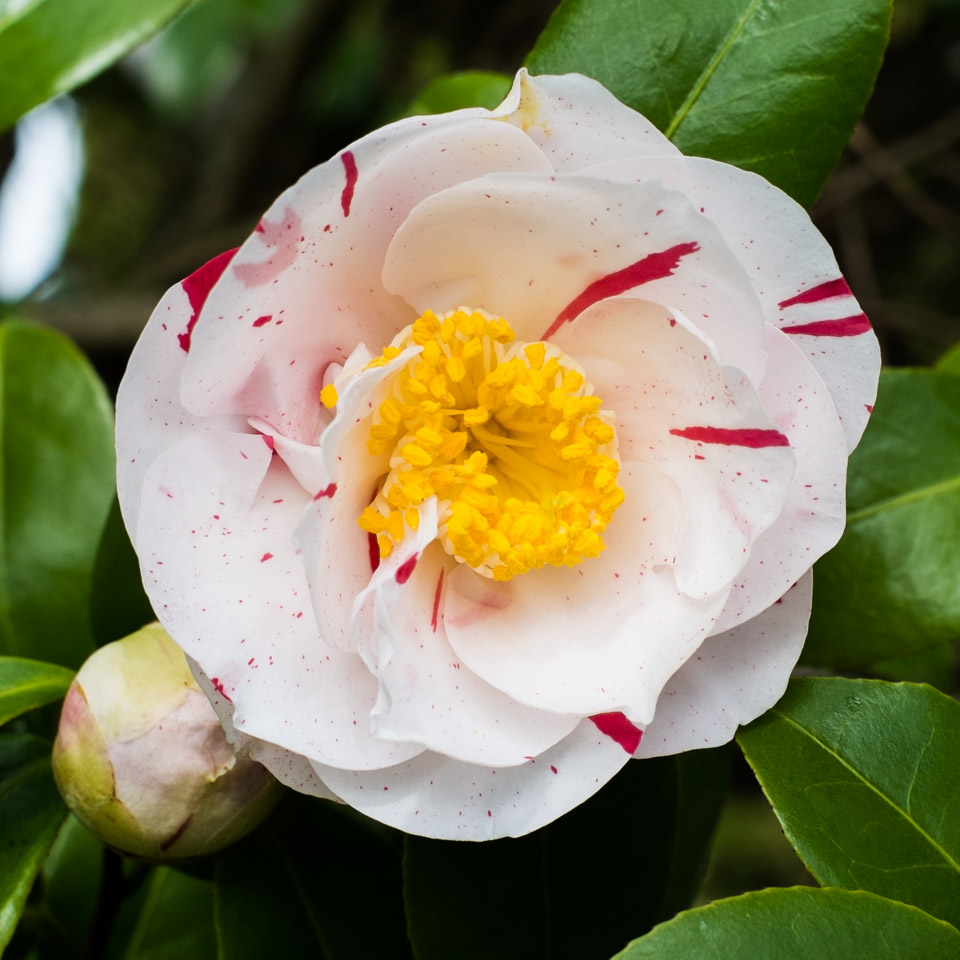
<box><xmin>233</xmin><ymin>208</ymin><xmax>301</xmax><ymax>287</ymax></box>
<box><xmin>778</xmin><ymin>277</ymin><xmax>852</xmax><ymax>309</ymax></box>
<box><xmin>669</xmin><ymin>317</ymin><xmax>677</xmax><ymax>327</ymax></box>
<box><xmin>262</xmin><ymin>434</ymin><xmax>275</xmax><ymax>451</ymax></box>
<box><xmin>670</xmin><ymin>426</ymin><xmax>790</xmax><ymax>448</ymax></box>
<box><xmin>543</xmin><ymin>242</ymin><xmax>700</xmax><ymax>339</ymax></box>
<box><xmin>590</xmin><ymin>712</ymin><xmax>642</xmax><ymax>753</ymax></box>
<box><xmin>260</xmin><ymin>553</ymin><xmax>273</xmax><ymax>562</ymax></box>
<box><xmin>781</xmin><ymin>314</ymin><xmax>871</xmax><ymax>337</ymax></box>
<box><xmin>550</xmin><ymin>765</ymin><xmax>558</xmax><ymax>774</ymax></box>
<box><xmin>313</xmin><ymin>482</ymin><xmax>337</xmax><ymax>500</ymax></box>
<box><xmin>340</xmin><ymin>151</ymin><xmax>358</xmax><ymax>217</ymax></box>
<box><xmin>395</xmin><ymin>554</ymin><xmax>418</xmax><ymax>584</ymax></box>
<box><xmin>368</xmin><ymin>532</ymin><xmax>380</xmax><ymax>573</ymax></box>
<box><xmin>252</xmin><ymin>314</ymin><xmax>272</xmax><ymax>328</ymax></box>
<box><xmin>865</xmin><ymin>404</ymin><xmax>874</xmax><ymax>413</ymax></box>
<box><xmin>210</xmin><ymin>678</ymin><xmax>232</xmax><ymax>702</ymax></box>
<box><xmin>431</xmin><ymin>568</ymin><xmax>445</xmax><ymax>632</ymax></box>
<box><xmin>178</xmin><ymin>248</ymin><xmax>239</xmax><ymax>352</ymax></box>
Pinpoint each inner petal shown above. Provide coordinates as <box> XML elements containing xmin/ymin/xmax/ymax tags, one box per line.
<box><xmin>345</xmin><ymin>307</ymin><xmax>626</xmax><ymax>581</ymax></box>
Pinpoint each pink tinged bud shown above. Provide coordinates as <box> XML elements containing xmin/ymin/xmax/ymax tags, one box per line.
<box><xmin>52</xmin><ymin>623</ymin><xmax>280</xmax><ymax>860</ymax></box>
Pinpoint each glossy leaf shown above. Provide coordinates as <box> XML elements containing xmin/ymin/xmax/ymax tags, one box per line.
<box><xmin>106</xmin><ymin>866</ymin><xmax>216</xmax><ymax>960</ymax></box>
<box><xmin>738</xmin><ymin>678</ymin><xmax>960</xmax><ymax>929</ymax></box>
<box><xmin>0</xmin><ymin>0</ymin><xmax>196</xmax><ymax>132</ymax></box>
<box><xmin>527</xmin><ymin>0</ymin><xmax>892</xmax><ymax>206</ymax></box>
<box><xmin>408</xmin><ymin>70</ymin><xmax>513</xmax><ymax>115</ymax></box>
<box><xmin>214</xmin><ymin>794</ymin><xmax>412</xmax><ymax>960</ymax></box>
<box><xmin>41</xmin><ymin>815</ymin><xmax>104</xmax><ymax>956</ymax></box>
<box><xmin>937</xmin><ymin>342</ymin><xmax>960</xmax><ymax>376</ymax></box>
<box><xmin>405</xmin><ymin>750</ymin><xmax>729</xmax><ymax>960</ymax></box>
<box><xmin>805</xmin><ymin>369</ymin><xmax>960</xmax><ymax>666</ymax></box>
<box><xmin>0</xmin><ymin>321</ymin><xmax>115</xmax><ymax>668</ymax></box>
<box><xmin>613</xmin><ymin>887</ymin><xmax>960</xmax><ymax>959</ymax></box>
<box><xmin>90</xmin><ymin>496</ymin><xmax>155</xmax><ymax>647</ymax></box>
<box><xmin>0</xmin><ymin>656</ymin><xmax>73</xmax><ymax>726</ymax></box>
<box><xmin>0</xmin><ymin>733</ymin><xmax>68</xmax><ymax>954</ymax></box>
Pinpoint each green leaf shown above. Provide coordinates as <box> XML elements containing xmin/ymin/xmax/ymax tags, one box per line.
<box><xmin>612</xmin><ymin>887</ymin><xmax>960</xmax><ymax>959</ymax></box>
<box><xmin>738</xmin><ymin>678</ymin><xmax>960</xmax><ymax>929</ymax></box>
<box><xmin>526</xmin><ymin>0</ymin><xmax>892</xmax><ymax>206</ymax></box>
<box><xmin>0</xmin><ymin>321</ymin><xmax>115</xmax><ymax>668</ymax></box>
<box><xmin>0</xmin><ymin>733</ymin><xmax>68</xmax><ymax>955</ymax></box>
<box><xmin>0</xmin><ymin>0</ymin><xmax>197</xmax><ymax>132</ymax></box>
<box><xmin>405</xmin><ymin>749</ymin><xmax>729</xmax><ymax>960</ymax></box>
<box><xmin>90</xmin><ymin>496</ymin><xmax>155</xmax><ymax>647</ymax></box>
<box><xmin>214</xmin><ymin>793</ymin><xmax>412</xmax><ymax>960</ymax></box>
<box><xmin>936</xmin><ymin>342</ymin><xmax>960</xmax><ymax>376</ymax></box>
<box><xmin>805</xmin><ymin>369</ymin><xmax>960</xmax><ymax>666</ymax></box>
<box><xmin>106</xmin><ymin>866</ymin><xmax>216</xmax><ymax>960</ymax></box>
<box><xmin>0</xmin><ymin>656</ymin><xmax>73</xmax><ymax>726</ymax></box>
<box><xmin>41</xmin><ymin>814</ymin><xmax>104</xmax><ymax>956</ymax></box>
<box><xmin>408</xmin><ymin>71</ymin><xmax>513</xmax><ymax>115</ymax></box>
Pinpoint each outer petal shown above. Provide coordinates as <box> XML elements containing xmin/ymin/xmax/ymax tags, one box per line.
<box><xmin>381</xmin><ymin>172</ymin><xmax>768</xmax><ymax>384</ymax></box>
<box><xmin>713</xmin><ymin>325</ymin><xmax>847</xmax><ymax>632</ymax></box>
<box><xmin>583</xmin><ymin>155</ymin><xmax>880</xmax><ymax>449</ymax></box>
<box><xmin>550</xmin><ymin>296</ymin><xmax>796</xmax><ymax>598</ymax></box>
<box><xmin>116</xmin><ymin>253</ymin><xmax>249</xmax><ymax>542</ymax></box>
<box><xmin>498</xmin><ymin>70</ymin><xmax>680</xmax><ymax>171</ymax></box>
<box><xmin>188</xmin><ymin>663</ymin><xmax>340</xmax><ymax>801</ymax></box>
<box><xmin>634</xmin><ymin>572</ymin><xmax>812</xmax><ymax>758</ymax></box>
<box><xmin>181</xmin><ymin>116</ymin><xmax>554</xmax><ymax>441</ymax></box>
<box><xmin>135</xmin><ymin>430</ymin><xmax>421</xmax><ymax>770</ymax></box>
<box><xmin>444</xmin><ymin>462</ymin><xmax>728</xmax><ymax>721</ymax></box>
<box><xmin>309</xmin><ymin>717</ymin><xmax>634</xmax><ymax>840</ymax></box>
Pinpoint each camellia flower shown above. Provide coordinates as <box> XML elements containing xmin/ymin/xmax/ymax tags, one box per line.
<box><xmin>52</xmin><ymin>624</ymin><xmax>279</xmax><ymax>859</ymax></box>
<box><xmin>116</xmin><ymin>70</ymin><xmax>880</xmax><ymax>840</ymax></box>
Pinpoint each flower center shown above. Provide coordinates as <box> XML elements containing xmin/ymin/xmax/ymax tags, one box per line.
<box><xmin>356</xmin><ymin>308</ymin><xmax>624</xmax><ymax>580</ymax></box>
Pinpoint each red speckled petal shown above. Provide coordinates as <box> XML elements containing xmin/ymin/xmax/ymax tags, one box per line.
<box><xmin>498</xmin><ymin>70</ymin><xmax>680</xmax><ymax>171</ymax></box>
<box><xmin>353</xmin><ymin>522</ymin><xmax>581</xmax><ymax>768</ymax></box>
<box><xmin>381</xmin><ymin>173</ymin><xmax>767</xmax><ymax>385</ymax></box>
<box><xmin>309</xmin><ymin>715</ymin><xmax>633</xmax><ymax>840</ymax></box>
<box><xmin>134</xmin><ymin>430</ymin><xmax>421</xmax><ymax>771</ymax></box>
<box><xmin>712</xmin><ymin>325</ymin><xmax>847</xmax><ymax>633</ymax></box>
<box><xmin>581</xmin><ymin>155</ymin><xmax>880</xmax><ymax>450</ymax></box>
<box><xmin>635</xmin><ymin>572</ymin><xmax>812</xmax><ymax>758</ymax></box>
<box><xmin>552</xmin><ymin>296</ymin><xmax>796</xmax><ymax>599</ymax></box>
<box><xmin>116</xmin><ymin>268</ymin><xmax>249</xmax><ymax>543</ymax></box>
<box><xmin>444</xmin><ymin>462</ymin><xmax>728</xmax><ymax>720</ymax></box>
<box><xmin>180</xmin><ymin>117</ymin><xmax>553</xmax><ymax>442</ymax></box>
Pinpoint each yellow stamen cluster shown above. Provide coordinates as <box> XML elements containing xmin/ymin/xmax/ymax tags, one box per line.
<box><xmin>357</xmin><ymin>308</ymin><xmax>624</xmax><ymax>580</ymax></box>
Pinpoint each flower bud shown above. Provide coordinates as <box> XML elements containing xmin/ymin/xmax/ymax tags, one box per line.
<box><xmin>52</xmin><ymin>623</ymin><xmax>280</xmax><ymax>859</ymax></box>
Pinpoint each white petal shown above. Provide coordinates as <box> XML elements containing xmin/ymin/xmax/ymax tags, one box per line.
<box><xmin>116</xmin><ymin>254</ymin><xmax>249</xmax><ymax>542</ymax></box>
<box><xmin>135</xmin><ymin>429</ymin><xmax>421</xmax><ymax>770</ymax></box>
<box><xmin>309</xmin><ymin>717</ymin><xmax>634</xmax><ymax>840</ymax></box>
<box><xmin>180</xmin><ymin>117</ymin><xmax>553</xmax><ymax>437</ymax></box>
<box><xmin>713</xmin><ymin>325</ymin><xmax>847</xmax><ymax>632</ymax></box>
<box><xmin>358</xmin><ymin>531</ymin><xmax>581</xmax><ymax>767</ymax></box>
<box><xmin>444</xmin><ymin>463</ymin><xmax>728</xmax><ymax>720</ymax></box>
<box><xmin>381</xmin><ymin>172</ymin><xmax>768</xmax><ymax>384</ymax></box>
<box><xmin>551</xmin><ymin>295</ymin><xmax>796</xmax><ymax>597</ymax></box>
<box><xmin>497</xmin><ymin>70</ymin><xmax>679</xmax><ymax>170</ymax></box>
<box><xmin>292</xmin><ymin>345</ymin><xmax>419</xmax><ymax>651</ymax></box>
<box><xmin>635</xmin><ymin>572</ymin><xmax>812</xmax><ymax>758</ymax></box>
<box><xmin>582</xmin><ymin>155</ymin><xmax>880</xmax><ymax>450</ymax></box>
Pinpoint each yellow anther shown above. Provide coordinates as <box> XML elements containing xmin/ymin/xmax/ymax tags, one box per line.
<box><xmin>524</xmin><ymin>342</ymin><xmax>546</xmax><ymax>370</ymax></box>
<box><xmin>378</xmin><ymin>534</ymin><xmax>393</xmax><ymax>558</ymax></box>
<box><xmin>402</xmin><ymin>443</ymin><xmax>433</xmax><ymax>467</ymax></box>
<box><xmin>561</xmin><ymin>441</ymin><xmax>593</xmax><ymax>460</ymax></box>
<box><xmin>416</xmin><ymin>427</ymin><xmax>444</xmax><ymax>448</ymax></box>
<box><xmin>463</xmin><ymin>406</ymin><xmax>490</xmax><ymax>426</ymax></box>
<box><xmin>446</xmin><ymin>356</ymin><xmax>466</xmax><ymax>382</ymax></box>
<box><xmin>405</xmin><ymin>508</ymin><xmax>420</xmax><ymax>531</ymax></box>
<box><xmin>320</xmin><ymin>384</ymin><xmax>338</xmax><ymax>408</ymax></box>
<box><xmin>510</xmin><ymin>384</ymin><xmax>544</xmax><ymax>407</ymax></box>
